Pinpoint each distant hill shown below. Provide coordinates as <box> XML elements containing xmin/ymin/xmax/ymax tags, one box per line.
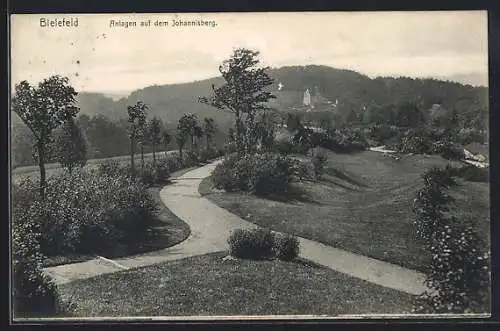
<box><xmin>74</xmin><ymin>65</ymin><xmax>488</xmax><ymax>129</ymax></box>
<box><xmin>11</xmin><ymin>65</ymin><xmax>489</xmax><ymax>168</ymax></box>
<box><xmin>76</xmin><ymin>77</ymin><xmax>232</xmax><ymax>128</ymax></box>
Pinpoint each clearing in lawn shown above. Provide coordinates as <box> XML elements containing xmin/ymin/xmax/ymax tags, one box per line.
<box><xmin>199</xmin><ymin>150</ymin><xmax>490</xmax><ymax>272</ymax></box>
<box><xmin>59</xmin><ymin>252</ymin><xmax>416</xmax><ymax>317</ymax></box>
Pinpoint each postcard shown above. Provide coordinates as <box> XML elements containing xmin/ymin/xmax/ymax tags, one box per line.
<box><xmin>10</xmin><ymin>11</ymin><xmax>490</xmax><ymax>321</ymax></box>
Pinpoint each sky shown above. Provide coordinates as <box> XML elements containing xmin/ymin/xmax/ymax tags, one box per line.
<box><xmin>10</xmin><ymin>11</ymin><xmax>488</xmax><ymax>94</ymax></box>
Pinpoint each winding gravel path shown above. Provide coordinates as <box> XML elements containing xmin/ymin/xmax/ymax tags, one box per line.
<box><xmin>44</xmin><ymin>160</ymin><xmax>429</xmax><ymax>296</ymax></box>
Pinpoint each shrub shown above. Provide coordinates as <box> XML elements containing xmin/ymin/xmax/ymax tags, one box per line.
<box><xmin>311</xmin><ymin>148</ymin><xmax>328</xmax><ymax>180</ymax></box>
<box><xmin>199</xmin><ymin>148</ymin><xmax>219</xmax><ymax>163</ymax></box>
<box><xmin>291</xmin><ymin>159</ymin><xmax>315</xmax><ymax>182</ymax></box>
<box><xmin>315</xmin><ymin>129</ymin><xmax>367</xmax><ymax>154</ymax></box>
<box><xmin>199</xmin><ymin>149</ymin><xmax>211</xmax><ymax>163</ymax></box>
<box><xmin>217</xmin><ymin>148</ymin><xmax>226</xmax><ymax>158</ymax></box>
<box><xmin>413</xmin><ymin>166</ymin><xmax>490</xmax><ymax>313</ymax></box>
<box><xmin>138</xmin><ymin>162</ymin><xmax>156</xmax><ymax>186</ymax></box>
<box><xmin>212</xmin><ymin>152</ymin><xmax>294</xmax><ymax>196</ymax></box>
<box><xmin>413</xmin><ymin>220</ymin><xmax>490</xmax><ymax>314</ymax></box>
<box><xmin>273</xmin><ymin>140</ymin><xmax>294</xmax><ymax>154</ymax></box>
<box><xmin>431</xmin><ymin>141</ymin><xmax>465</xmax><ymax>161</ymax></box>
<box><xmin>97</xmin><ymin>160</ymin><xmax>130</xmax><ymax>178</ymax></box>
<box><xmin>227</xmin><ymin>228</ymin><xmax>301</xmax><ymax>261</ymax></box>
<box><xmin>274</xmin><ymin>139</ymin><xmax>310</xmax><ymax>155</ymax></box>
<box><xmin>183</xmin><ymin>150</ymin><xmax>200</xmax><ymax>168</ymax></box>
<box><xmin>396</xmin><ymin>129</ymin><xmax>433</xmax><ymax>154</ymax></box>
<box><xmin>211</xmin><ymin>154</ymin><xmax>241</xmax><ymax>192</ymax></box>
<box><xmin>228</xmin><ymin>228</ymin><xmax>275</xmax><ymax>259</ymax></box>
<box><xmin>153</xmin><ymin>159</ymin><xmax>171</xmax><ymax>183</ymax></box>
<box><xmin>162</xmin><ymin>152</ymin><xmax>183</xmax><ymax>173</ymax></box>
<box><xmin>12</xmin><ymin>197</ymin><xmax>62</xmax><ymax>317</ymax></box>
<box><xmin>369</xmin><ymin>125</ymin><xmax>400</xmax><ymax>145</ymax></box>
<box><xmin>273</xmin><ymin>233</ymin><xmax>300</xmax><ymax>261</ymax></box>
<box><xmin>136</xmin><ymin>160</ymin><xmax>171</xmax><ymax>186</ymax></box>
<box><xmin>247</xmin><ymin>153</ymin><xmax>294</xmax><ymax>196</ymax></box>
<box><xmin>453</xmin><ymin>129</ymin><xmax>487</xmax><ymax>145</ymax></box>
<box><xmin>13</xmin><ymin>170</ymin><xmax>158</xmax><ymax>256</ymax></box>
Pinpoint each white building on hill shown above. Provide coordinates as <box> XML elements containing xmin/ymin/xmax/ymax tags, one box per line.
<box><xmin>303</xmin><ymin>88</ymin><xmax>311</xmax><ymax>107</ymax></box>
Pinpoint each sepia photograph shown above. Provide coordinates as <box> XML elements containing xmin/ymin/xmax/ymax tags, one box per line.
<box><xmin>10</xmin><ymin>11</ymin><xmax>490</xmax><ymax>320</ymax></box>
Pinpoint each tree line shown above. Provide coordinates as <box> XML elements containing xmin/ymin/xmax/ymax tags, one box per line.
<box><xmin>11</xmin><ymin>76</ymin><xmax>221</xmax><ymax>198</ymax></box>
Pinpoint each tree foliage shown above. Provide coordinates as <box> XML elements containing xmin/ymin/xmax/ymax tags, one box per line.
<box><xmin>11</xmin><ymin>76</ymin><xmax>79</xmax><ymax>198</ymax></box>
<box><xmin>147</xmin><ymin>117</ymin><xmax>163</xmax><ymax>163</ymax></box>
<box><xmin>200</xmin><ymin>48</ymin><xmax>275</xmax><ymax>155</ymax></box>
<box><xmin>412</xmin><ymin>166</ymin><xmax>490</xmax><ymax>313</ymax></box>
<box><xmin>76</xmin><ymin>114</ymin><xmax>129</xmax><ymax>159</ymax></box>
<box><xmin>203</xmin><ymin>117</ymin><xmax>216</xmax><ymax>151</ymax></box>
<box><xmin>178</xmin><ymin>113</ymin><xmax>202</xmax><ymax>153</ymax></box>
<box><xmin>127</xmin><ymin>101</ymin><xmax>148</xmax><ymax>175</ymax></box>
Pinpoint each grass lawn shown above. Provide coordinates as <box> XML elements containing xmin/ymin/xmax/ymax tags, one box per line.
<box><xmin>12</xmin><ymin>149</ymin><xmax>175</xmax><ymax>174</ymax></box>
<box><xmin>199</xmin><ymin>150</ymin><xmax>490</xmax><ymax>272</ymax></box>
<box><xmin>41</xmin><ymin>169</ymin><xmax>194</xmax><ymax>267</ymax></box>
<box><xmin>59</xmin><ymin>252</ymin><xmax>416</xmax><ymax>316</ymax></box>
<box><xmin>11</xmin><ymin>150</ymin><xmax>178</xmax><ymax>185</ymax></box>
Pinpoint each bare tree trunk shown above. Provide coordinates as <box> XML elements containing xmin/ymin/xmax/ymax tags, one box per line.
<box><xmin>235</xmin><ymin>109</ymin><xmax>243</xmax><ymax>156</ymax></box>
<box><xmin>37</xmin><ymin>142</ymin><xmax>46</xmax><ymax>200</ymax></box>
<box><xmin>130</xmin><ymin>137</ymin><xmax>135</xmax><ymax>177</ymax></box>
<box><xmin>153</xmin><ymin>142</ymin><xmax>156</xmax><ymax>165</ymax></box>
<box><xmin>141</xmin><ymin>143</ymin><xmax>145</xmax><ymax>169</ymax></box>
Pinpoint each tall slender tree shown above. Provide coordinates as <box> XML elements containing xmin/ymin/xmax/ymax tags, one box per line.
<box><xmin>200</xmin><ymin>48</ymin><xmax>275</xmax><ymax>155</ymax></box>
<box><xmin>176</xmin><ymin>132</ymin><xmax>187</xmax><ymax>161</ymax></box>
<box><xmin>127</xmin><ymin>101</ymin><xmax>148</xmax><ymax>176</ymax></box>
<box><xmin>12</xmin><ymin>76</ymin><xmax>79</xmax><ymax>199</ymax></box>
<box><xmin>162</xmin><ymin>131</ymin><xmax>171</xmax><ymax>157</ymax></box>
<box><xmin>147</xmin><ymin>117</ymin><xmax>162</xmax><ymax>165</ymax></box>
<box><xmin>178</xmin><ymin>113</ymin><xmax>202</xmax><ymax>153</ymax></box>
<box><xmin>203</xmin><ymin>117</ymin><xmax>216</xmax><ymax>151</ymax></box>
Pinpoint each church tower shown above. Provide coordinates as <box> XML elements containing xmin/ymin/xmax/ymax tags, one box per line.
<box><xmin>303</xmin><ymin>88</ymin><xmax>311</xmax><ymax>107</ymax></box>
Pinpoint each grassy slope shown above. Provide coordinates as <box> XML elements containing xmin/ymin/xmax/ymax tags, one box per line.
<box><xmin>59</xmin><ymin>252</ymin><xmax>415</xmax><ymax>317</ymax></box>
<box><xmin>199</xmin><ymin>150</ymin><xmax>490</xmax><ymax>272</ymax></box>
<box><xmin>11</xmin><ymin>150</ymin><xmax>177</xmax><ymax>185</ymax></box>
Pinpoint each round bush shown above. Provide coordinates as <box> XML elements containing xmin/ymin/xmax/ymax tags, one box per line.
<box><xmin>246</xmin><ymin>153</ymin><xmax>294</xmax><ymax>196</ymax></box>
<box><xmin>212</xmin><ymin>152</ymin><xmax>294</xmax><ymax>196</ymax></box>
<box><xmin>183</xmin><ymin>151</ymin><xmax>200</xmax><ymax>167</ymax></box>
<box><xmin>228</xmin><ymin>228</ymin><xmax>275</xmax><ymax>259</ymax></box>
<box><xmin>274</xmin><ymin>233</ymin><xmax>300</xmax><ymax>261</ymax></box>
<box><xmin>292</xmin><ymin>160</ymin><xmax>315</xmax><ymax>182</ymax></box>
<box><xmin>211</xmin><ymin>154</ymin><xmax>241</xmax><ymax>192</ymax></box>
<box><xmin>153</xmin><ymin>160</ymin><xmax>171</xmax><ymax>183</ymax></box>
